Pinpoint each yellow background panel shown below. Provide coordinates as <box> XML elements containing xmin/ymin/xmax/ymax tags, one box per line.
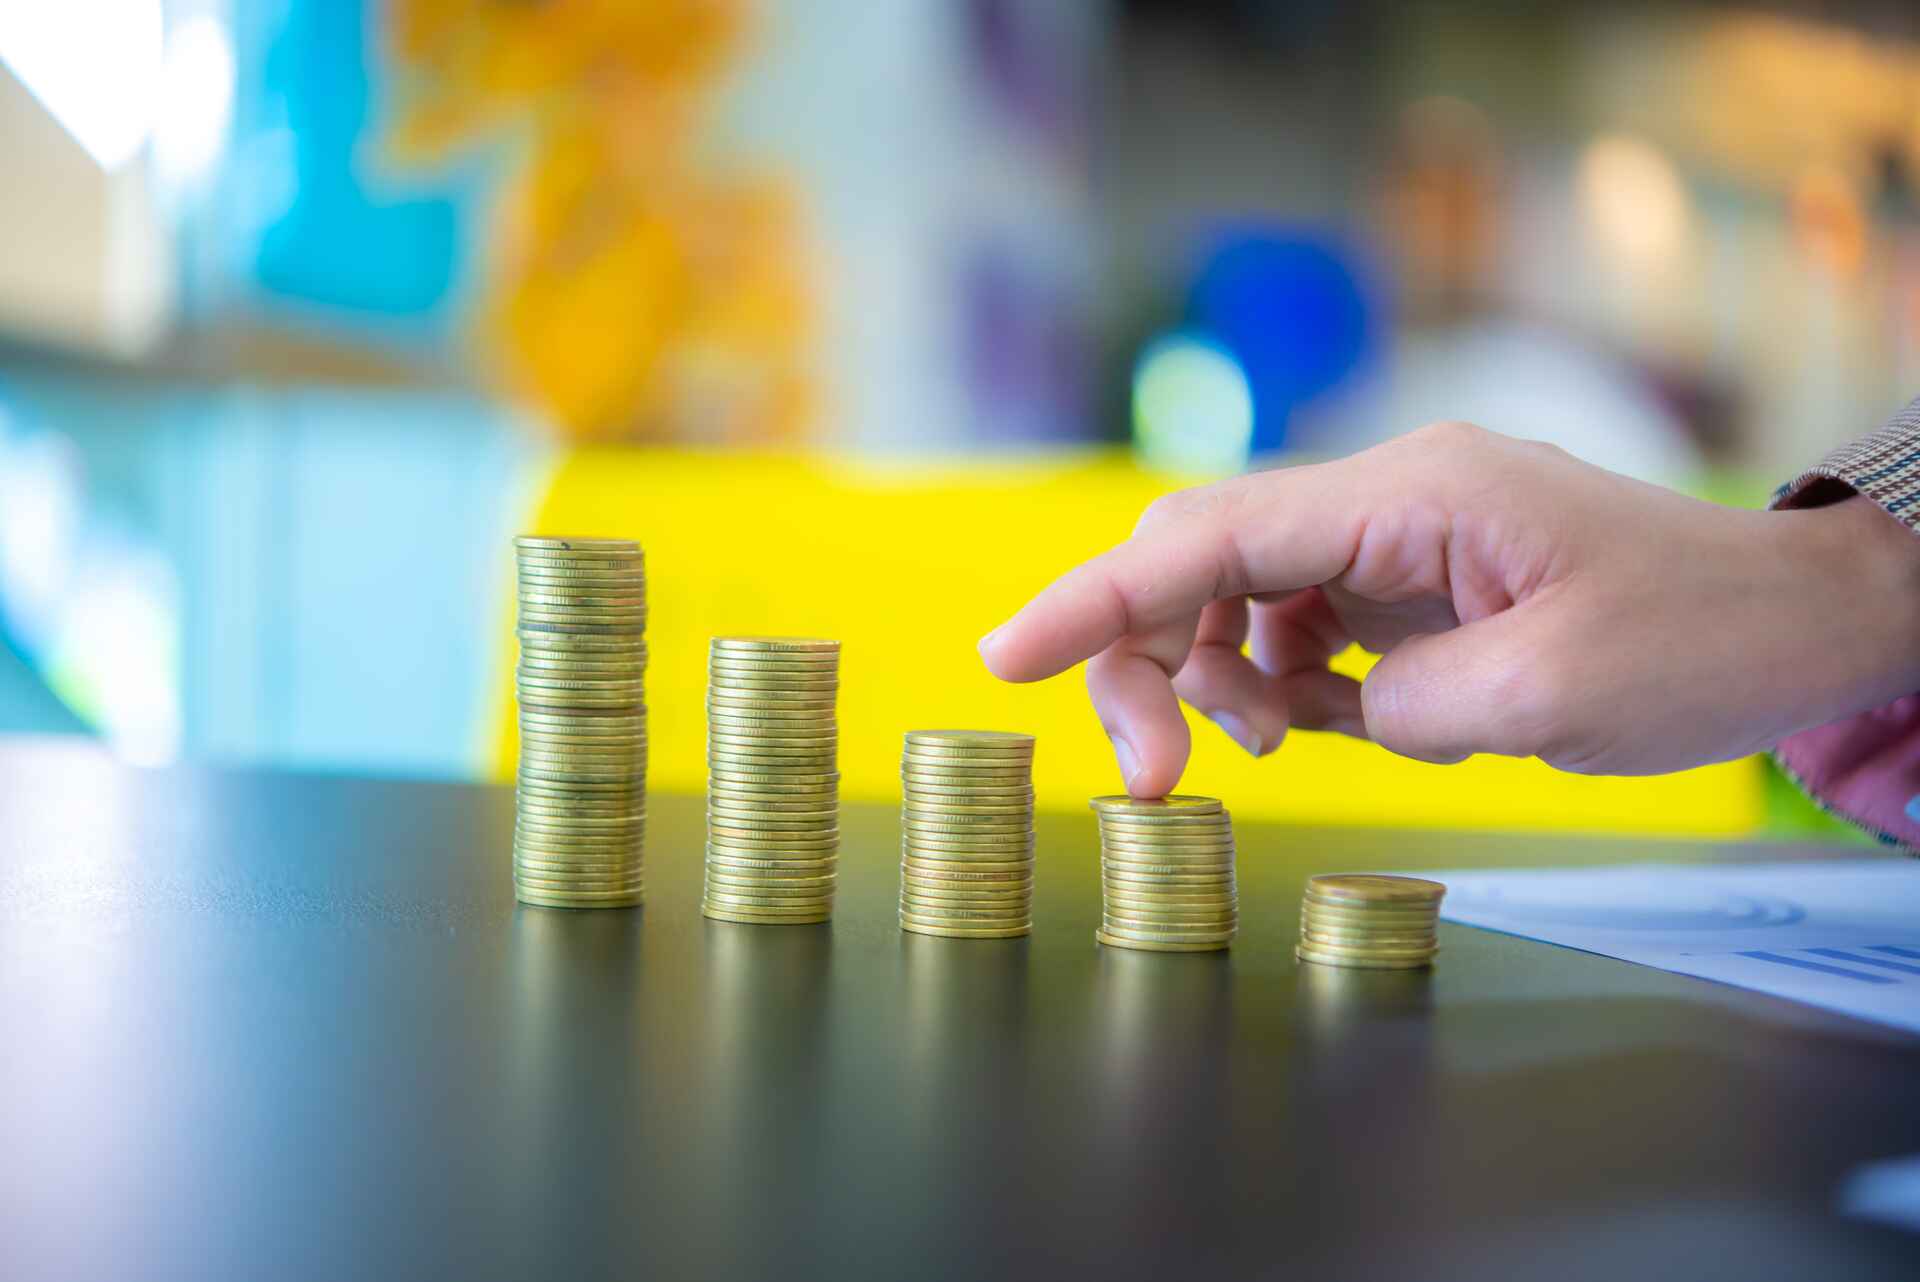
<box><xmin>493</xmin><ymin>449</ymin><xmax>1764</xmax><ymax>835</ymax></box>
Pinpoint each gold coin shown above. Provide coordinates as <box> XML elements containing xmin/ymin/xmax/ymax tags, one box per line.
<box><xmin>902</xmin><ymin>871</ymin><xmax>1032</xmax><ymax>888</ymax></box>
<box><xmin>517</xmin><ymin>632</ymin><xmax>648</xmax><ymax>651</ymax></box>
<box><xmin>901</xmin><ymin>876</ymin><xmax>1032</xmax><ymax>898</ymax></box>
<box><xmin>900</xmin><ymin>768</ymin><xmax>1031</xmax><ymax>788</ymax></box>
<box><xmin>516</xmin><ymin>804</ymin><xmax>644</xmax><ymax>824</ymax></box>
<box><xmin>898</xmin><ymin>902</ymin><xmax>1031</xmax><ymax>924</ymax></box>
<box><xmin>519</xmin><ymin>746</ymin><xmax>647</xmax><ymax>765</ymax></box>
<box><xmin>905</xmin><ymin>834</ymin><xmax>1035</xmax><ymax>853</ymax></box>
<box><xmin>1101</xmin><ymin>862</ymin><xmax>1236</xmax><ymax>884</ymax></box>
<box><xmin>518</xmin><ymin>739</ymin><xmax>647</xmax><ymax>759</ymax></box>
<box><xmin>1296</xmin><ymin>933</ymin><xmax>1439</xmax><ymax>959</ymax></box>
<box><xmin>517</xmin><ymin>790</ymin><xmax>645</xmax><ymax>809</ymax></box>
<box><xmin>702</xmin><ymin>894</ymin><xmax>834</xmax><ymax>915</ymax></box>
<box><xmin>514</xmin><ymin>535</ymin><xmax>639</xmax><ymax>552</ymax></box>
<box><xmin>703</xmin><ymin>906</ymin><xmax>831</xmax><ymax>926</ymax></box>
<box><xmin>707</xmin><ymin>822</ymin><xmax>838</xmax><ymax>843</ymax></box>
<box><xmin>516</xmin><ymin>566</ymin><xmax>643</xmax><ymax>582</ymax></box>
<box><xmin>707</xmin><ymin>800</ymin><xmax>837</xmax><ymax>819</ymax></box>
<box><xmin>901</xmin><ymin>857</ymin><xmax>1034</xmax><ymax>878</ymax></box>
<box><xmin>903</xmin><ymin>844</ymin><xmax>1034</xmax><ymax>865</ymax></box>
<box><xmin>1300</xmin><ymin>928</ymin><xmax>1438</xmax><ymax>952</ymax></box>
<box><xmin>706</xmin><ymin>648</ymin><xmax>839</xmax><ymax>664</ymax></box>
<box><xmin>517</xmin><ymin>669</ymin><xmax>648</xmax><ymax>687</ymax></box>
<box><xmin>1103</xmin><ymin>897</ymin><xmax>1237</xmax><ymax>919</ymax></box>
<box><xmin>901</xmin><ymin>781</ymin><xmax>1035</xmax><ymax>799</ymax></box>
<box><xmin>1103</xmin><ymin>867</ymin><xmax>1234</xmax><ymax>886</ymax></box>
<box><xmin>709</xmin><ymin>790</ymin><xmax>838</xmax><ymax>810</ymax></box>
<box><xmin>903</xmin><ymin>814</ymin><xmax>1034</xmax><ymax>833</ymax></box>
<box><xmin>901</xmin><ymin>890</ymin><xmax>1032</xmax><ymax>908</ymax></box>
<box><xmin>512</xmin><ymin>866</ymin><xmax>643</xmax><ymax>885</ymax></box>
<box><xmin>707</xmin><ymin>734</ymin><xmax>838</xmax><ymax>751</ymax></box>
<box><xmin>708</xmin><ymin>818</ymin><xmax>837</xmax><ymax>838</ymax></box>
<box><xmin>706</xmin><ymin>868</ymin><xmax>836</xmax><ymax>889</ymax></box>
<box><xmin>518</xmin><ymin>591</ymin><xmax>646</xmax><ymax>609</ymax></box>
<box><xmin>707</xmin><ymin>845</ymin><xmax>839</xmax><ymax>866</ymax></box>
<box><xmin>710</xmin><ymin>637</ymin><xmax>839</xmax><ymax>654</ymax></box>
<box><xmin>1305</xmin><ymin>874</ymin><xmax>1446</xmax><ymax>906</ymax></box>
<box><xmin>899</xmin><ymin>754</ymin><xmax>1030</xmax><ymax>771</ymax></box>
<box><xmin>1095</xmin><ymin>930</ymin><xmax>1227</xmax><ymax>953</ymax></box>
<box><xmin>903</xmin><ymin>740</ymin><xmax>1034</xmax><ymax>758</ymax></box>
<box><xmin>900</xmin><ymin>920</ymin><xmax>1029</xmax><ymax>939</ymax></box>
<box><xmin>516</xmin><ymin>890</ymin><xmax>644</xmax><ymax>910</ymax></box>
<box><xmin>708</xmin><ymin>661</ymin><xmax>839</xmax><ymax>678</ymax></box>
<box><xmin>704</xmin><ymin>858</ymin><xmax>838</xmax><ymax>878</ymax></box>
<box><xmin>901</xmin><ymin>795</ymin><xmax>1033</xmax><ymax>813</ymax></box>
<box><xmin>1301</xmin><ymin>898</ymin><xmax>1437</xmax><ymax>923</ymax></box>
<box><xmin>1098</xmin><ymin>836</ymin><xmax>1236</xmax><ymax>856</ymax></box>
<box><xmin>1295</xmin><ymin>943</ymin><xmax>1434</xmax><ymax>970</ymax></box>
<box><xmin>516</xmin><ymin>571</ymin><xmax>645</xmax><ymax>589</ymax></box>
<box><xmin>708</xmin><ymin>757</ymin><xmax>837</xmax><ymax>774</ymax></box>
<box><xmin>704</xmin><ymin>887</ymin><xmax>831</xmax><ymax>902</ymax></box>
<box><xmin>1088</xmin><ymin>795</ymin><xmax>1224</xmax><ymax>816</ymax></box>
<box><xmin>709</xmin><ymin>769</ymin><xmax>839</xmax><ymax>788</ymax></box>
<box><xmin>519</xmin><ymin>613</ymin><xmax>648</xmax><ymax>632</ymax></box>
<box><xmin>1100</xmin><ymin>919</ymin><xmax>1237</xmax><ymax>943</ymax></box>
<box><xmin>517</xmin><ymin>623</ymin><xmax>647</xmax><ymax>638</ymax></box>
<box><xmin>517</xmin><ymin>771</ymin><xmax>645</xmax><ymax>790</ymax></box>
<box><xmin>513</xmin><ymin>835</ymin><xmax>643</xmax><ymax>856</ymax></box>
<box><xmin>707</xmin><ymin>711</ymin><xmax>838</xmax><ymax>730</ymax></box>
<box><xmin>518</xmin><ymin>692</ymin><xmax>646</xmax><ymax>709</ymax></box>
<box><xmin>706</xmin><ymin>696</ymin><xmax>836</xmax><ymax>713</ymax></box>
<box><xmin>514</xmin><ymin>811</ymin><xmax>645</xmax><ymax>829</ymax></box>
<box><xmin>1104</xmin><ymin>910</ymin><xmax>1238</xmax><ymax>930</ymax></box>
<box><xmin>904</xmin><ymin>730</ymin><xmax>1035</xmax><ymax>750</ymax></box>
<box><xmin>512</xmin><ymin>555</ymin><xmax>644</xmax><ymax>573</ymax></box>
<box><xmin>707</xmin><ymin>727</ymin><xmax>838</xmax><ymax>744</ymax></box>
<box><xmin>1094</xmin><ymin>811</ymin><xmax>1233</xmax><ymax>830</ymax></box>
<box><xmin>1098</xmin><ymin>929</ymin><xmax>1234</xmax><ymax>949</ymax></box>
<box><xmin>708</xmin><ymin>738</ymin><xmax>836</xmax><ymax>754</ymax></box>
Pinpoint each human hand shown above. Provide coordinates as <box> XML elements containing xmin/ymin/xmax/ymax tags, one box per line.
<box><xmin>978</xmin><ymin>423</ymin><xmax>1920</xmax><ymax>796</ymax></box>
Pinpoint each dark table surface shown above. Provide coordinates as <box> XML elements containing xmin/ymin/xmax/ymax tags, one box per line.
<box><xmin>4</xmin><ymin>739</ymin><xmax>1920</xmax><ymax>1281</ymax></box>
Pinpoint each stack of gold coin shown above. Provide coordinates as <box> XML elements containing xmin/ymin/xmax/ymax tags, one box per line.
<box><xmin>703</xmin><ymin>637</ymin><xmax>841</xmax><ymax>925</ymax></box>
<box><xmin>512</xmin><ymin>536</ymin><xmax>647</xmax><ymax>909</ymax></box>
<box><xmin>1295</xmin><ymin>874</ymin><xmax>1444</xmax><ymax>969</ymax></box>
<box><xmin>898</xmin><ymin>731</ymin><xmax>1036</xmax><ymax>939</ymax></box>
<box><xmin>1093</xmin><ymin>795</ymin><xmax>1237</xmax><ymax>952</ymax></box>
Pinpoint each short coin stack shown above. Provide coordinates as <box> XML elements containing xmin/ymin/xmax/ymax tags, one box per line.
<box><xmin>703</xmin><ymin>637</ymin><xmax>841</xmax><ymax>925</ymax></box>
<box><xmin>899</xmin><ymin>731</ymin><xmax>1036</xmax><ymax>939</ymax></box>
<box><xmin>512</xmin><ymin>536</ymin><xmax>648</xmax><ymax>909</ymax></box>
<box><xmin>1093</xmin><ymin>795</ymin><xmax>1237</xmax><ymax>952</ymax></box>
<box><xmin>1295</xmin><ymin>874</ymin><xmax>1445</xmax><ymax>969</ymax></box>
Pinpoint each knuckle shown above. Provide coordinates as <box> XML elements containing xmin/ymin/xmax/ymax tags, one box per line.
<box><xmin>1406</xmin><ymin>419</ymin><xmax>1489</xmax><ymax>455</ymax></box>
<box><xmin>1133</xmin><ymin>487</ymin><xmax>1201</xmax><ymax>536</ymax></box>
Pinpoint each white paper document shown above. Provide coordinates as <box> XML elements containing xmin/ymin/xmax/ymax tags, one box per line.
<box><xmin>1433</xmin><ymin>858</ymin><xmax>1920</xmax><ymax>1036</ymax></box>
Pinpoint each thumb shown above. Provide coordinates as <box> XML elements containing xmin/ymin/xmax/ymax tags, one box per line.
<box><xmin>1361</xmin><ymin>608</ymin><xmax>1560</xmax><ymax>764</ymax></box>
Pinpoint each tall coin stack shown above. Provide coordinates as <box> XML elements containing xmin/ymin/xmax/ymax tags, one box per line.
<box><xmin>512</xmin><ymin>536</ymin><xmax>647</xmax><ymax>909</ymax></box>
<box><xmin>1093</xmin><ymin>795</ymin><xmax>1238</xmax><ymax>952</ymax></box>
<box><xmin>703</xmin><ymin>637</ymin><xmax>842</xmax><ymax>925</ymax></box>
<box><xmin>1295</xmin><ymin>874</ymin><xmax>1444</xmax><ymax>969</ymax></box>
<box><xmin>899</xmin><ymin>731</ymin><xmax>1036</xmax><ymax>940</ymax></box>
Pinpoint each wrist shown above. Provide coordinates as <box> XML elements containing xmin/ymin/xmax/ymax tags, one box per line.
<box><xmin>1783</xmin><ymin>495</ymin><xmax>1920</xmax><ymax>724</ymax></box>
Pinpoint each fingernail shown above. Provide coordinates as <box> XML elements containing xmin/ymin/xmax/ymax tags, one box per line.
<box><xmin>1110</xmin><ymin>735</ymin><xmax>1143</xmax><ymax>787</ymax></box>
<box><xmin>1212</xmin><ymin>711</ymin><xmax>1265</xmax><ymax>757</ymax></box>
<box><xmin>977</xmin><ymin>625</ymin><xmax>1005</xmax><ymax>658</ymax></box>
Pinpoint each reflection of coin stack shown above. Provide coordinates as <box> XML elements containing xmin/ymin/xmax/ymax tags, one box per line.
<box><xmin>898</xmin><ymin>731</ymin><xmax>1036</xmax><ymax>939</ymax></box>
<box><xmin>703</xmin><ymin>638</ymin><xmax>841</xmax><ymax>925</ymax></box>
<box><xmin>511</xmin><ymin>536</ymin><xmax>647</xmax><ymax>909</ymax></box>
<box><xmin>1295</xmin><ymin>875</ymin><xmax>1444</xmax><ymax>969</ymax></box>
<box><xmin>1093</xmin><ymin>796</ymin><xmax>1237</xmax><ymax>952</ymax></box>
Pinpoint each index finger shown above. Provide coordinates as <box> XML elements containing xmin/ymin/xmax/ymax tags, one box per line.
<box><xmin>978</xmin><ymin>461</ymin><xmax>1364</xmax><ymax>683</ymax></box>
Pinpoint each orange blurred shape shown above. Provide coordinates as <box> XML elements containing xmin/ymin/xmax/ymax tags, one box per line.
<box><xmin>1791</xmin><ymin>164</ymin><xmax>1869</xmax><ymax>278</ymax></box>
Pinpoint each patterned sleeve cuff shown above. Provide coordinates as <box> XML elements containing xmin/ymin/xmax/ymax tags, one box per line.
<box><xmin>1770</xmin><ymin>394</ymin><xmax>1920</xmax><ymax>853</ymax></box>
<box><xmin>1773</xmin><ymin>396</ymin><xmax>1920</xmax><ymax>527</ymax></box>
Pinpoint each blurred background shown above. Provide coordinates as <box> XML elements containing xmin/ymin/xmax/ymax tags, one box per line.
<box><xmin>1</xmin><ymin>0</ymin><xmax>1912</xmax><ymax>837</ymax></box>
